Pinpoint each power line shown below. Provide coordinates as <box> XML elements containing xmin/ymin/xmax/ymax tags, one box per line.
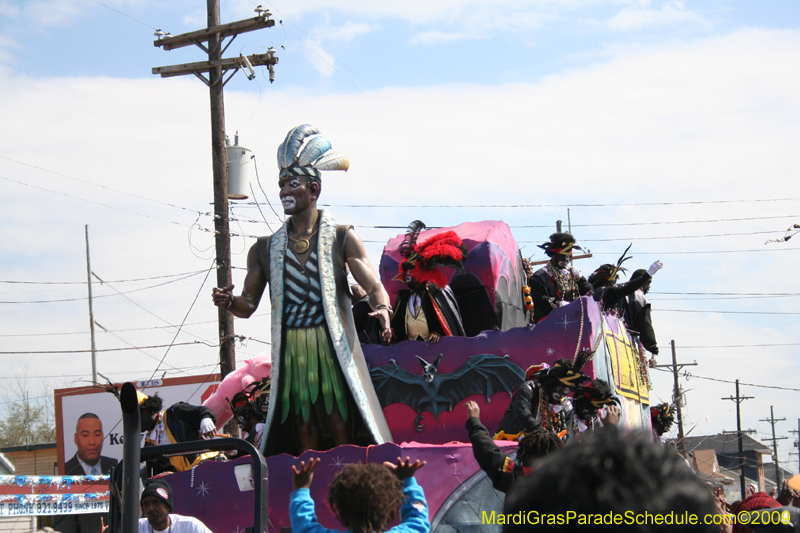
<box><xmin>0</xmin><ymin>341</ymin><xmax>214</xmax><ymax>355</ymax></box>
<box><xmin>0</xmin><ymin>155</ymin><xmax>197</xmax><ymax>213</ymax></box>
<box><xmin>0</xmin><ymin>270</ymin><xmax>207</xmax><ymax>303</ymax></box>
<box><xmin>660</xmin><ymin>343</ymin><xmax>800</xmax><ymax>349</ymax></box>
<box><xmin>1</xmin><ymin>174</ymin><xmax>190</xmax><ymax>226</ymax></box>
<box><xmin>87</xmin><ymin>0</ymin><xmax>158</xmax><ymax>29</ymax></box>
<box><xmin>145</xmin><ymin>263</ymin><xmax>216</xmax><ymax>387</ymax></box>
<box><xmin>319</xmin><ymin>198</ymin><xmax>800</xmax><ymax>209</ymax></box>
<box><xmin>0</xmin><ymin>312</ymin><xmax>272</xmax><ymax>338</ymax></box>
<box><xmin>652</xmin><ymin>367</ymin><xmax>800</xmax><ymax>392</ymax></box>
<box><xmin>0</xmin><ymin>269</ymin><xmax>208</xmax><ymax>285</ymax></box>
<box><xmin>655</xmin><ymin>308</ymin><xmax>800</xmax><ymax>315</ymax></box>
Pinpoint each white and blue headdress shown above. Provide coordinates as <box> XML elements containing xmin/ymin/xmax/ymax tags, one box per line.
<box><xmin>277</xmin><ymin>124</ymin><xmax>349</xmax><ymax>180</ymax></box>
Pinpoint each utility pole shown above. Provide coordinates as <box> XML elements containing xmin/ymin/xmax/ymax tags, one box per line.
<box><xmin>760</xmin><ymin>406</ymin><xmax>787</xmax><ymax>488</ymax></box>
<box><xmin>85</xmin><ymin>225</ymin><xmax>97</xmax><ymax>384</ymax></box>
<box><xmin>790</xmin><ymin>419</ymin><xmax>800</xmax><ymax>473</ymax></box>
<box><xmin>654</xmin><ymin>340</ymin><xmax>697</xmax><ymax>455</ymax></box>
<box><xmin>722</xmin><ymin>380</ymin><xmax>754</xmax><ymax>498</ymax></box>
<box><xmin>152</xmin><ymin>3</ymin><xmax>278</xmax><ymax>391</ymax></box>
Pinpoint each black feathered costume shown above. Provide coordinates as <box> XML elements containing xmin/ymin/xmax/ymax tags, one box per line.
<box><xmin>622</xmin><ymin>270</ymin><xmax>659</xmax><ymax>356</ymax></box>
<box><xmin>529</xmin><ymin>233</ymin><xmax>592</xmax><ymax>323</ymax></box>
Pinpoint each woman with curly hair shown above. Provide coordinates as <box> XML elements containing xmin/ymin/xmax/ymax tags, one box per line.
<box><xmin>290</xmin><ymin>456</ymin><xmax>429</xmax><ymax>533</ymax></box>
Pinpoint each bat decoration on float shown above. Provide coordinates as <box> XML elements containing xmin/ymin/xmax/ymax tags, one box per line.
<box><xmin>369</xmin><ymin>353</ymin><xmax>525</xmax><ymax>431</ymax></box>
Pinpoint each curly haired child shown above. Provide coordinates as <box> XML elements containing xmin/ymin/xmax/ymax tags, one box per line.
<box><xmin>290</xmin><ymin>456</ymin><xmax>429</xmax><ymax>533</ymax></box>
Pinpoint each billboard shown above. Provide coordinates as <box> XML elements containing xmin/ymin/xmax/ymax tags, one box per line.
<box><xmin>54</xmin><ymin>374</ymin><xmax>220</xmax><ymax>476</ymax></box>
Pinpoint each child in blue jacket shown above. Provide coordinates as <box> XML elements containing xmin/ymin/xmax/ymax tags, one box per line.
<box><xmin>290</xmin><ymin>456</ymin><xmax>429</xmax><ymax>533</ymax></box>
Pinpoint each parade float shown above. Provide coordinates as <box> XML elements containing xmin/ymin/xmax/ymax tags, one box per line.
<box><xmin>107</xmin><ymin>220</ymin><xmax>652</xmax><ymax>533</ymax></box>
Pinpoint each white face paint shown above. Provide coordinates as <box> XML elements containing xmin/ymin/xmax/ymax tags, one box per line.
<box><xmin>281</xmin><ymin>196</ymin><xmax>296</xmax><ymax>211</ymax></box>
<box><xmin>278</xmin><ymin>176</ymin><xmax>311</xmax><ymax>214</ymax></box>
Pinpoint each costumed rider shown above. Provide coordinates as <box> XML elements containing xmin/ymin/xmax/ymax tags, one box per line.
<box><xmin>528</xmin><ymin>232</ymin><xmax>592</xmax><ymax>323</ymax></box>
<box><xmin>650</xmin><ymin>402</ymin><xmax>675</xmax><ymax>446</ymax></box>
<box><xmin>138</xmin><ymin>392</ymin><xmax>219</xmax><ymax>474</ymax></box>
<box><xmin>496</xmin><ymin>358</ymin><xmax>586</xmax><ymax>441</ymax></box>
<box><xmin>622</xmin><ymin>268</ymin><xmax>661</xmax><ymax>367</ymax></box>
<box><xmin>568</xmin><ymin>378</ymin><xmax>620</xmax><ymax>440</ymax></box>
<box><xmin>390</xmin><ymin>220</ymin><xmax>467</xmax><ymax>343</ymax></box>
<box><xmin>229</xmin><ymin>380</ymin><xmax>269</xmax><ymax>450</ymax></box>
<box><xmin>138</xmin><ymin>479</ymin><xmax>214</xmax><ymax>533</ymax></box>
<box><xmin>588</xmin><ymin>244</ymin><xmax>664</xmax><ymax>314</ymax></box>
<box><xmin>212</xmin><ymin>124</ymin><xmax>393</xmax><ymax>456</ymax></box>
<box><xmin>464</xmin><ymin>400</ymin><xmax>564</xmax><ymax>493</ymax></box>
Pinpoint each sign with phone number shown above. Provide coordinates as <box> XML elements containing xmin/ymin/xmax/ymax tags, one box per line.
<box><xmin>0</xmin><ymin>500</ymin><xmax>109</xmax><ymax>516</ymax></box>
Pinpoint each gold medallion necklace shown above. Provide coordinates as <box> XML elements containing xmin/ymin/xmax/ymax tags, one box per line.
<box><xmin>288</xmin><ymin>229</ymin><xmax>318</xmax><ymax>254</ymax></box>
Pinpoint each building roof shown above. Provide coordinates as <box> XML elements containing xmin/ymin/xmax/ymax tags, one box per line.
<box><xmin>693</xmin><ymin>449</ymin><xmax>736</xmax><ymax>485</ymax></box>
<box><xmin>0</xmin><ymin>441</ymin><xmax>56</xmax><ymax>454</ymax></box>
<box><xmin>680</xmin><ymin>434</ymin><xmax>773</xmax><ymax>456</ymax></box>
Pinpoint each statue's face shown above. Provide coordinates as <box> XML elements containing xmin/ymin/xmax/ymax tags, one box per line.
<box><xmin>278</xmin><ymin>175</ymin><xmax>315</xmax><ymax>215</ymax></box>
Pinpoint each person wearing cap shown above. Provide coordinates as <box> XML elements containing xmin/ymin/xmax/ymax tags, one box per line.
<box><xmin>528</xmin><ymin>232</ymin><xmax>593</xmax><ymax>323</ymax></box>
<box><xmin>622</xmin><ymin>267</ymin><xmax>661</xmax><ymax>367</ymax></box>
<box><xmin>212</xmin><ymin>125</ymin><xmax>393</xmax><ymax>456</ymax></box>
<box><xmin>496</xmin><ymin>359</ymin><xmax>586</xmax><ymax>440</ymax></box>
<box><xmin>138</xmin><ymin>480</ymin><xmax>213</xmax><ymax>533</ymax></box>
<box><xmin>586</xmin><ymin>244</ymin><xmax>664</xmax><ymax>316</ymax></box>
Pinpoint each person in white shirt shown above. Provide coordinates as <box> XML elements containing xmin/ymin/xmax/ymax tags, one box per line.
<box><xmin>138</xmin><ymin>480</ymin><xmax>214</xmax><ymax>533</ymax></box>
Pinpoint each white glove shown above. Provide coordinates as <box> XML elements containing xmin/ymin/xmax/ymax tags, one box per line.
<box><xmin>558</xmin><ymin>300</ymin><xmax>570</xmax><ymax>307</ymax></box>
<box><xmin>570</xmin><ymin>267</ymin><xmax>581</xmax><ymax>279</ymax></box>
<box><xmin>648</xmin><ymin>356</ymin><xmax>658</xmax><ymax>368</ymax></box>
<box><xmin>199</xmin><ymin>417</ymin><xmax>216</xmax><ymax>439</ymax></box>
<box><xmin>647</xmin><ymin>261</ymin><xmax>663</xmax><ymax>276</ymax></box>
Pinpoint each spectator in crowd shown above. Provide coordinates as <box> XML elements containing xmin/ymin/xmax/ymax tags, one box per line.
<box><xmin>138</xmin><ymin>480</ymin><xmax>214</xmax><ymax>533</ymax></box>
<box><xmin>504</xmin><ymin>427</ymin><xmax>719</xmax><ymax>532</ymax></box>
<box><xmin>290</xmin><ymin>456</ymin><xmax>429</xmax><ymax>533</ymax></box>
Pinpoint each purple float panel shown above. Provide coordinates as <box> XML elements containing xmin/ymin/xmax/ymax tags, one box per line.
<box><xmin>364</xmin><ymin>296</ymin><xmax>602</xmax><ymax>445</ymax></box>
<box><xmin>164</xmin><ymin>441</ymin><xmax>515</xmax><ymax>533</ymax></box>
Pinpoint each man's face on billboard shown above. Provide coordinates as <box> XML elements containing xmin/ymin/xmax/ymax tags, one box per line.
<box><xmin>74</xmin><ymin>417</ymin><xmax>103</xmax><ymax>465</ymax></box>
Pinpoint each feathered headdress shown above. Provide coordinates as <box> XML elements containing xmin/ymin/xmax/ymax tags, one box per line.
<box><xmin>650</xmin><ymin>402</ymin><xmax>675</xmax><ymax>436</ymax></box>
<box><xmin>538</xmin><ymin>232</ymin><xmax>584</xmax><ymax>258</ymax></box>
<box><xmin>395</xmin><ymin>220</ymin><xmax>467</xmax><ymax>289</ymax></box>
<box><xmin>573</xmin><ymin>379</ymin><xmax>619</xmax><ymax>419</ymax></box>
<box><xmin>588</xmin><ymin>244</ymin><xmax>633</xmax><ymax>288</ymax></box>
<box><xmin>277</xmin><ymin>124</ymin><xmax>349</xmax><ymax>180</ymax></box>
<box><xmin>534</xmin><ymin>359</ymin><xmax>586</xmax><ymax>389</ymax></box>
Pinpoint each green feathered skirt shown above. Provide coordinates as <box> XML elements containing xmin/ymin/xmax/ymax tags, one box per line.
<box><xmin>281</xmin><ymin>325</ymin><xmax>349</xmax><ymax>424</ymax></box>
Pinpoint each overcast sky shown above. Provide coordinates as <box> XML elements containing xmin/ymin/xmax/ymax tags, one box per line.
<box><xmin>2</xmin><ymin>0</ymin><xmax>800</xmax><ymax>470</ymax></box>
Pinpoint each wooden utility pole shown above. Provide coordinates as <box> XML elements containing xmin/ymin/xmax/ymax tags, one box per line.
<box><xmin>85</xmin><ymin>225</ymin><xmax>97</xmax><ymax>384</ymax></box>
<box><xmin>152</xmin><ymin>3</ymin><xmax>277</xmax><ymax>389</ymax></box>
<box><xmin>654</xmin><ymin>340</ymin><xmax>697</xmax><ymax>455</ymax></box>
<box><xmin>760</xmin><ymin>406</ymin><xmax>787</xmax><ymax>488</ymax></box>
<box><xmin>722</xmin><ymin>380</ymin><xmax>754</xmax><ymax>498</ymax></box>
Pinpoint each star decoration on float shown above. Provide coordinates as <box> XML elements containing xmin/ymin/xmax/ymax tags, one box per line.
<box><xmin>196</xmin><ymin>481</ymin><xmax>211</xmax><ymax>497</ymax></box>
<box><xmin>329</xmin><ymin>455</ymin><xmax>346</xmax><ymax>471</ymax></box>
<box><xmin>546</xmin><ymin>347</ymin><xmax>555</xmax><ymax>356</ymax></box>
<box><xmin>559</xmin><ymin>315</ymin><xmax>573</xmax><ymax>330</ymax></box>
<box><xmin>233</xmin><ymin>526</ymin><xmax>245</xmax><ymax>533</ymax></box>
